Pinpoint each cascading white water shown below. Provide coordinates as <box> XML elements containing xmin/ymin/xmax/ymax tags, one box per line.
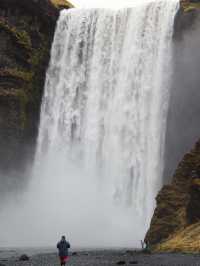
<box><xmin>31</xmin><ymin>1</ymin><xmax>179</xmax><ymax>247</ymax></box>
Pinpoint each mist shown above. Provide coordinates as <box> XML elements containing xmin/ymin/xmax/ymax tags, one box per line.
<box><xmin>164</xmin><ymin>13</ymin><xmax>200</xmax><ymax>182</ymax></box>
<box><xmin>0</xmin><ymin>151</ymin><xmax>144</xmax><ymax>248</ymax></box>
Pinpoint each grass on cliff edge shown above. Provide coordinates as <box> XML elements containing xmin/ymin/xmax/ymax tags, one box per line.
<box><xmin>155</xmin><ymin>222</ymin><xmax>200</xmax><ymax>253</ymax></box>
<box><xmin>181</xmin><ymin>1</ymin><xmax>200</xmax><ymax>12</ymax></box>
<box><xmin>50</xmin><ymin>0</ymin><xmax>74</xmax><ymax>8</ymax></box>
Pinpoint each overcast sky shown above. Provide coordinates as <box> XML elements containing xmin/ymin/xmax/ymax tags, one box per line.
<box><xmin>71</xmin><ymin>0</ymin><xmax>152</xmax><ymax>8</ymax></box>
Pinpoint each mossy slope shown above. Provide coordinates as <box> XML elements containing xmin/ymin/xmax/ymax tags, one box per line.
<box><xmin>145</xmin><ymin>140</ymin><xmax>200</xmax><ymax>247</ymax></box>
<box><xmin>155</xmin><ymin>222</ymin><xmax>200</xmax><ymax>253</ymax></box>
<box><xmin>181</xmin><ymin>0</ymin><xmax>200</xmax><ymax>12</ymax></box>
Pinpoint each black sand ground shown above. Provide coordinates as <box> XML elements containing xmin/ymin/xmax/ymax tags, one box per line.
<box><xmin>1</xmin><ymin>250</ymin><xmax>200</xmax><ymax>266</ymax></box>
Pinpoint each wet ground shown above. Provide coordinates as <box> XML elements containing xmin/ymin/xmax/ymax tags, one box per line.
<box><xmin>1</xmin><ymin>250</ymin><xmax>200</xmax><ymax>266</ymax></box>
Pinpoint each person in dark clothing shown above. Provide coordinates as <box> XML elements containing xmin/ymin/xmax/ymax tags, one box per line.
<box><xmin>57</xmin><ymin>236</ymin><xmax>71</xmax><ymax>266</ymax></box>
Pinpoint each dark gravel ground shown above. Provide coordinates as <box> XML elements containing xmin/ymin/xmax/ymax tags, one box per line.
<box><xmin>1</xmin><ymin>250</ymin><xmax>200</xmax><ymax>266</ymax></box>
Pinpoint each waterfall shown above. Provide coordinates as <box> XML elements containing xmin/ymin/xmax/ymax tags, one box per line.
<box><xmin>34</xmin><ymin>1</ymin><xmax>179</xmax><ymax>247</ymax></box>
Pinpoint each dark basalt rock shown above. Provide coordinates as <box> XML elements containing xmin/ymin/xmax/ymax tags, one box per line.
<box><xmin>72</xmin><ymin>252</ymin><xmax>78</xmax><ymax>256</ymax></box>
<box><xmin>0</xmin><ymin>0</ymin><xmax>72</xmax><ymax>175</ymax></box>
<box><xmin>19</xmin><ymin>254</ymin><xmax>30</xmax><ymax>261</ymax></box>
<box><xmin>174</xmin><ymin>1</ymin><xmax>200</xmax><ymax>40</ymax></box>
<box><xmin>173</xmin><ymin>9</ymin><xmax>199</xmax><ymax>40</ymax></box>
<box><xmin>187</xmin><ymin>177</ymin><xmax>200</xmax><ymax>224</ymax></box>
<box><xmin>116</xmin><ymin>261</ymin><xmax>126</xmax><ymax>265</ymax></box>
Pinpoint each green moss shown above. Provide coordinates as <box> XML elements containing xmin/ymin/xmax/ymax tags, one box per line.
<box><xmin>28</xmin><ymin>34</ymin><xmax>49</xmax><ymax>107</ymax></box>
<box><xmin>0</xmin><ymin>19</ymin><xmax>32</xmax><ymax>51</ymax></box>
<box><xmin>50</xmin><ymin>0</ymin><xmax>74</xmax><ymax>8</ymax></box>
<box><xmin>1</xmin><ymin>68</ymin><xmax>33</xmax><ymax>82</ymax></box>
<box><xmin>15</xmin><ymin>30</ymin><xmax>32</xmax><ymax>51</ymax></box>
<box><xmin>181</xmin><ymin>2</ymin><xmax>200</xmax><ymax>12</ymax></box>
<box><xmin>29</xmin><ymin>45</ymin><xmax>48</xmax><ymax>67</ymax></box>
<box><xmin>0</xmin><ymin>17</ymin><xmax>51</xmax><ymax>128</ymax></box>
<box><xmin>17</xmin><ymin>90</ymin><xmax>29</xmax><ymax>129</ymax></box>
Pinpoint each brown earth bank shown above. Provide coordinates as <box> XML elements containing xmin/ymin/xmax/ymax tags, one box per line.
<box><xmin>146</xmin><ymin>135</ymin><xmax>200</xmax><ymax>251</ymax></box>
<box><xmin>146</xmin><ymin>139</ymin><xmax>200</xmax><ymax>252</ymax></box>
<box><xmin>1</xmin><ymin>250</ymin><xmax>200</xmax><ymax>266</ymax></box>
<box><xmin>0</xmin><ymin>0</ymin><xmax>73</xmax><ymax>173</ymax></box>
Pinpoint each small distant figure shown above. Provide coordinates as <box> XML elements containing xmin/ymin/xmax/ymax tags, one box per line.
<box><xmin>141</xmin><ymin>240</ymin><xmax>145</xmax><ymax>250</ymax></box>
<box><xmin>57</xmin><ymin>235</ymin><xmax>71</xmax><ymax>266</ymax></box>
<box><xmin>141</xmin><ymin>240</ymin><xmax>151</xmax><ymax>254</ymax></box>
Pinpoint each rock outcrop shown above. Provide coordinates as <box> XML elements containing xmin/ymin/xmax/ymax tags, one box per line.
<box><xmin>174</xmin><ymin>0</ymin><xmax>200</xmax><ymax>39</ymax></box>
<box><xmin>146</xmin><ymin>131</ymin><xmax>200</xmax><ymax>252</ymax></box>
<box><xmin>0</xmin><ymin>0</ymin><xmax>73</xmax><ymax>173</ymax></box>
<box><xmin>145</xmin><ymin>140</ymin><xmax>200</xmax><ymax>247</ymax></box>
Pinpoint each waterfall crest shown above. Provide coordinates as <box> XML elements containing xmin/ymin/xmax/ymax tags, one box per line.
<box><xmin>34</xmin><ymin>1</ymin><xmax>179</xmax><ymax>247</ymax></box>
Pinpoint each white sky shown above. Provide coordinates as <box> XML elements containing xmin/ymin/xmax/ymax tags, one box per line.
<box><xmin>71</xmin><ymin>0</ymin><xmax>153</xmax><ymax>8</ymax></box>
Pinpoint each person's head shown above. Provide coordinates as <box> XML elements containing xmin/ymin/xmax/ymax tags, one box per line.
<box><xmin>61</xmin><ymin>235</ymin><xmax>66</xmax><ymax>241</ymax></box>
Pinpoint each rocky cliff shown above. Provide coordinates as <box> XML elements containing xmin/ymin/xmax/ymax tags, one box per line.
<box><xmin>146</xmin><ymin>140</ymin><xmax>200</xmax><ymax>250</ymax></box>
<box><xmin>145</xmin><ymin>140</ymin><xmax>200</xmax><ymax>253</ymax></box>
<box><xmin>0</xmin><ymin>0</ymin><xmax>73</xmax><ymax>173</ymax></box>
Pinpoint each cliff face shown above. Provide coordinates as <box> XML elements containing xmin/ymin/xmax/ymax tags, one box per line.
<box><xmin>145</xmin><ymin>2</ymin><xmax>200</xmax><ymax>251</ymax></box>
<box><xmin>0</xmin><ymin>0</ymin><xmax>72</xmax><ymax>173</ymax></box>
<box><xmin>145</xmin><ymin>140</ymin><xmax>200</xmax><ymax>248</ymax></box>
